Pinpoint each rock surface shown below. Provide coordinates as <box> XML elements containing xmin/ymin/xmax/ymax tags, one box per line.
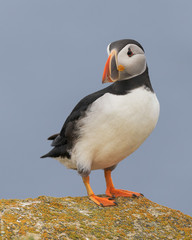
<box><xmin>0</xmin><ymin>195</ymin><xmax>192</xmax><ymax>239</ymax></box>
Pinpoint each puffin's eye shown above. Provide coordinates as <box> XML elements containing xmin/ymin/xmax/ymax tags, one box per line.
<box><xmin>127</xmin><ymin>48</ymin><xmax>134</xmax><ymax>57</ymax></box>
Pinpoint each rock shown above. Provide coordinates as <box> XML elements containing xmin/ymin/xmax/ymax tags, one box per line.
<box><xmin>0</xmin><ymin>196</ymin><xmax>191</xmax><ymax>239</ymax></box>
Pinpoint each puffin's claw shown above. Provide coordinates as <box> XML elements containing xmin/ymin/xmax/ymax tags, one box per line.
<box><xmin>132</xmin><ymin>194</ymin><xmax>138</xmax><ymax>198</ymax></box>
<box><xmin>114</xmin><ymin>201</ymin><xmax>118</xmax><ymax>206</ymax></box>
<box><xmin>108</xmin><ymin>196</ymin><xmax>116</xmax><ymax>200</ymax></box>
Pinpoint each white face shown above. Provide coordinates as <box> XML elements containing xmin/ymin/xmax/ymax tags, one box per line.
<box><xmin>115</xmin><ymin>44</ymin><xmax>147</xmax><ymax>80</ymax></box>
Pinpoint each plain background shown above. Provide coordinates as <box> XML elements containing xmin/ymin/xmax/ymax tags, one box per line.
<box><xmin>0</xmin><ymin>1</ymin><xmax>192</xmax><ymax>216</ymax></box>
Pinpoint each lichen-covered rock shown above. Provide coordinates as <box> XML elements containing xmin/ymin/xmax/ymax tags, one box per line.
<box><xmin>0</xmin><ymin>196</ymin><xmax>191</xmax><ymax>239</ymax></box>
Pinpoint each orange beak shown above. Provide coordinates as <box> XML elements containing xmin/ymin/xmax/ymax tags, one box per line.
<box><xmin>102</xmin><ymin>50</ymin><xmax>119</xmax><ymax>83</ymax></box>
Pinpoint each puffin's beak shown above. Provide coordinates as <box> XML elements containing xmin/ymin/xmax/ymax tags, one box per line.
<box><xmin>102</xmin><ymin>50</ymin><xmax>120</xmax><ymax>83</ymax></box>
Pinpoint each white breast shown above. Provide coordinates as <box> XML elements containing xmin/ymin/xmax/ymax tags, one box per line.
<box><xmin>59</xmin><ymin>87</ymin><xmax>160</xmax><ymax>171</ymax></box>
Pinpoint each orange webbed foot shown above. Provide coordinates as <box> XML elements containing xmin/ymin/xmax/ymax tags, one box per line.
<box><xmin>89</xmin><ymin>194</ymin><xmax>117</xmax><ymax>207</ymax></box>
<box><xmin>104</xmin><ymin>169</ymin><xmax>144</xmax><ymax>199</ymax></box>
<box><xmin>106</xmin><ymin>188</ymin><xmax>143</xmax><ymax>198</ymax></box>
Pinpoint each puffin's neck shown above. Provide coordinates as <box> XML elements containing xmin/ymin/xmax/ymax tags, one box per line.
<box><xmin>111</xmin><ymin>68</ymin><xmax>154</xmax><ymax>94</ymax></box>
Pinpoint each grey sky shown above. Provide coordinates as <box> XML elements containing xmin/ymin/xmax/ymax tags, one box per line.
<box><xmin>0</xmin><ymin>1</ymin><xmax>192</xmax><ymax>216</ymax></box>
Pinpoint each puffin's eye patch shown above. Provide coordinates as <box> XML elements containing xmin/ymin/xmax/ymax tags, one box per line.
<box><xmin>127</xmin><ymin>48</ymin><xmax>134</xmax><ymax>57</ymax></box>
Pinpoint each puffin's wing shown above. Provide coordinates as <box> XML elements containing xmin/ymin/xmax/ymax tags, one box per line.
<box><xmin>41</xmin><ymin>84</ymin><xmax>114</xmax><ymax>159</ymax></box>
<box><xmin>51</xmin><ymin>86</ymin><xmax>112</xmax><ymax>148</ymax></box>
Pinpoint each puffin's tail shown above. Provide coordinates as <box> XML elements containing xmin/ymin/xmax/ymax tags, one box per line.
<box><xmin>40</xmin><ymin>153</ymin><xmax>51</xmax><ymax>158</ymax></box>
<box><xmin>40</xmin><ymin>145</ymin><xmax>70</xmax><ymax>159</ymax></box>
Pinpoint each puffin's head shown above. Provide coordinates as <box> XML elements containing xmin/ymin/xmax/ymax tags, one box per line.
<box><xmin>102</xmin><ymin>39</ymin><xmax>147</xmax><ymax>83</ymax></box>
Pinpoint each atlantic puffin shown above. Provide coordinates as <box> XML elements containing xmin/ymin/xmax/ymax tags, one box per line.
<box><xmin>41</xmin><ymin>39</ymin><xmax>160</xmax><ymax>207</ymax></box>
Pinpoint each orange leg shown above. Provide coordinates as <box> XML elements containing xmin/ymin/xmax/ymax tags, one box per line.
<box><xmin>104</xmin><ymin>169</ymin><xmax>143</xmax><ymax>198</ymax></box>
<box><xmin>82</xmin><ymin>176</ymin><xmax>117</xmax><ymax>207</ymax></box>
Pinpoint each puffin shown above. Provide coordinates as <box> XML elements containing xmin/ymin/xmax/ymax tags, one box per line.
<box><xmin>41</xmin><ymin>39</ymin><xmax>160</xmax><ymax>207</ymax></box>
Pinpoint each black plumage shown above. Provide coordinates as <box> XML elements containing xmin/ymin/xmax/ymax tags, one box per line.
<box><xmin>109</xmin><ymin>39</ymin><xmax>144</xmax><ymax>54</ymax></box>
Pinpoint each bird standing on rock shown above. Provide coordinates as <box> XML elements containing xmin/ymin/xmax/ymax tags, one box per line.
<box><xmin>41</xmin><ymin>39</ymin><xmax>160</xmax><ymax>207</ymax></box>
